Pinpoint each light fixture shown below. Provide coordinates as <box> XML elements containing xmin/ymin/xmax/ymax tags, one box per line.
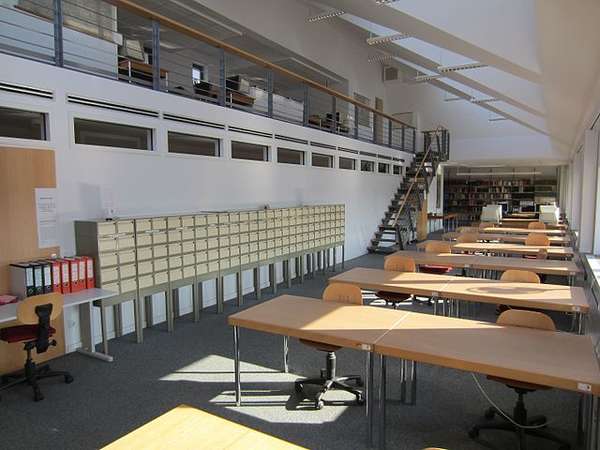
<box><xmin>471</xmin><ymin>97</ymin><xmax>499</xmax><ymax>104</ymax></box>
<box><xmin>367</xmin><ymin>33</ymin><xmax>411</xmax><ymax>45</ymax></box>
<box><xmin>414</xmin><ymin>74</ymin><xmax>443</xmax><ymax>82</ymax></box>
<box><xmin>374</xmin><ymin>0</ymin><xmax>400</xmax><ymax>4</ymax></box>
<box><xmin>456</xmin><ymin>171</ymin><xmax>541</xmax><ymax>176</ymax></box>
<box><xmin>437</xmin><ymin>62</ymin><xmax>487</xmax><ymax>73</ymax></box>
<box><xmin>307</xmin><ymin>10</ymin><xmax>345</xmax><ymax>22</ymax></box>
<box><xmin>489</xmin><ymin>117</ymin><xmax>509</xmax><ymax>122</ymax></box>
<box><xmin>443</xmin><ymin>96</ymin><xmax>464</xmax><ymax>102</ymax></box>
<box><xmin>368</xmin><ymin>54</ymin><xmax>395</xmax><ymax>63</ymax></box>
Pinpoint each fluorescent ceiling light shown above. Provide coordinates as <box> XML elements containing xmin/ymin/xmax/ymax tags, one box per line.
<box><xmin>368</xmin><ymin>54</ymin><xmax>395</xmax><ymax>63</ymax></box>
<box><xmin>456</xmin><ymin>171</ymin><xmax>541</xmax><ymax>176</ymax></box>
<box><xmin>437</xmin><ymin>62</ymin><xmax>487</xmax><ymax>73</ymax></box>
<box><xmin>168</xmin><ymin>0</ymin><xmax>243</xmax><ymax>36</ymax></box>
<box><xmin>374</xmin><ymin>0</ymin><xmax>400</xmax><ymax>4</ymax></box>
<box><xmin>444</xmin><ymin>96</ymin><xmax>464</xmax><ymax>102</ymax></box>
<box><xmin>414</xmin><ymin>74</ymin><xmax>443</xmax><ymax>82</ymax></box>
<box><xmin>307</xmin><ymin>10</ymin><xmax>345</xmax><ymax>22</ymax></box>
<box><xmin>489</xmin><ymin>117</ymin><xmax>509</xmax><ymax>122</ymax></box>
<box><xmin>367</xmin><ymin>33</ymin><xmax>411</xmax><ymax>45</ymax></box>
<box><xmin>471</xmin><ymin>97</ymin><xmax>499</xmax><ymax>104</ymax></box>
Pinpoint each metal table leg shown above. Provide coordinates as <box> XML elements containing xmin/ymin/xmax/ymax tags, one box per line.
<box><xmin>76</xmin><ymin>301</ymin><xmax>114</xmax><ymax>362</ymax></box>
<box><xmin>216</xmin><ymin>276</ymin><xmax>224</xmax><ymax>314</ymax></box>
<box><xmin>378</xmin><ymin>355</ymin><xmax>387</xmax><ymax>450</ymax></box>
<box><xmin>270</xmin><ymin>263</ymin><xmax>277</xmax><ymax>295</ymax></box>
<box><xmin>194</xmin><ymin>281</ymin><xmax>203</xmax><ymax>322</ymax></box>
<box><xmin>254</xmin><ymin>267</ymin><xmax>262</xmax><ymax>301</ymax></box>
<box><xmin>236</xmin><ymin>271</ymin><xmax>243</xmax><ymax>306</ymax></box>
<box><xmin>283</xmin><ymin>336</ymin><xmax>289</xmax><ymax>373</ymax></box>
<box><xmin>233</xmin><ymin>326</ymin><xmax>241</xmax><ymax>406</ymax></box>
<box><xmin>367</xmin><ymin>352</ymin><xmax>375</xmax><ymax>447</ymax></box>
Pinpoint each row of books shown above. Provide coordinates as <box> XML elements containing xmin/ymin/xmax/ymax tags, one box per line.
<box><xmin>10</xmin><ymin>256</ymin><xmax>95</xmax><ymax>299</ymax></box>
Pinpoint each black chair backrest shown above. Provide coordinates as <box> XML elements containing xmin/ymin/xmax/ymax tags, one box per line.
<box><xmin>34</xmin><ymin>303</ymin><xmax>53</xmax><ymax>353</ymax></box>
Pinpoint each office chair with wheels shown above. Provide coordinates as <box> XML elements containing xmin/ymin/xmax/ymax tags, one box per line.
<box><xmin>528</xmin><ymin>221</ymin><xmax>546</xmax><ymax>230</ymax></box>
<box><xmin>456</xmin><ymin>233</ymin><xmax>479</xmax><ymax>244</ymax></box>
<box><xmin>0</xmin><ymin>293</ymin><xmax>73</xmax><ymax>402</ymax></box>
<box><xmin>374</xmin><ymin>256</ymin><xmax>415</xmax><ymax>308</ymax></box>
<box><xmin>420</xmin><ymin>241</ymin><xmax>453</xmax><ymax>275</ymax></box>
<box><xmin>295</xmin><ymin>283</ymin><xmax>364</xmax><ymax>410</ymax></box>
<box><xmin>525</xmin><ymin>233</ymin><xmax>550</xmax><ymax>247</ymax></box>
<box><xmin>469</xmin><ymin>309</ymin><xmax>571</xmax><ymax>450</ymax></box>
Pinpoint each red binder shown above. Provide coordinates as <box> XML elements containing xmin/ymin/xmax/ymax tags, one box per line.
<box><xmin>50</xmin><ymin>259</ymin><xmax>61</xmax><ymax>293</ymax></box>
<box><xmin>83</xmin><ymin>256</ymin><xmax>95</xmax><ymax>289</ymax></box>
<box><xmin>59</xmin><ymin>259</ymin><xmax>71</xmax><ymax>293</ymax></box>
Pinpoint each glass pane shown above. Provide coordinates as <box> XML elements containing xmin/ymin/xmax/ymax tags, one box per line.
<box><xmin>74</xmin><ymin>118</ymin><xmax>152</xmax><ymax>150</ymax></box>
<box><xmin>361</xmin><ymin>160</ymin><xmax>374</xmax><ymax>172</ymax></box>
<box><xmin>339</xmin><ymin>157</ymin><xmax>356</xmax><ymax>170</ymax></box>
<box><xmin>312</xmin><ymin>153</ymin><xmax>332</xmax><ymax>168</ymax></box>
<box><xmin>231</xmin><ymin>141</ymin><xmax>267</xmax><ymax>161</ymax></box>
<box><xmin>378</xmin><ymin>163</ymin><xmax>389</xmax><ymax>174</ymax></box>
<box><xmin>0</xmin><ymin>106</ymin><xmax>46</xmax><ymax>140</ymax></box>
<box><xmin>277</xmin><ymin>147</ymin><xmax>304</xmax><ymax>165</ymax></box>
<box><xmin>168</xmin><ymin>132</ymin><xmax>219</xmax><ymax>157</ymax></box>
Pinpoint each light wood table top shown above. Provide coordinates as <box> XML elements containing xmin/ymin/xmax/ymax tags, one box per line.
<box><xmin>387</xmin><ymin>250</ymin><xmax>582</xmax><ymax>276</ymax></box>
<box><xmin>329</xmin><ymin>268</ymin><xmax>455</xmax><ymax>297</ymax></box>
<box><xmin>442</xmin><ymin>231</ymin><xmax>571</xmax><ymax>246</ymax></box>
<box><xmin>418</xmin><ymin>240</ymin><xmax>574</xmax><ymax>258</ymax></box>
<box><xmin>463</xmin><ymin>226</ymin><xmax>568</xmax><ymax>236</ymax></box>
<box><xmin>102</xmin><ymin>404</ymin><xmax>305</xmax><ymax>450</ymax></box>
<box><xmin>374</xmin><ymin>312</ymin><xmax>600</xmax><ymax>395</ymax></box>
<box><xmin>228</xmin><ymin>295</ymin><xmax>408</xmax><ymax>349</ymax></box>
<box><xmin>329</xmin><ymin>267</ymin><xmax>588</xmax><ymax>313</ymax></box>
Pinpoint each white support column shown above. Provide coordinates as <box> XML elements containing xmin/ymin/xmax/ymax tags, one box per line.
<box><xmin>580</xmin><ymin>130</ymin><xmax>599</xmax><ymax>253</ymax></box>
<box><xmin>570</xmin><ymin>150</ymin><xmax>583</xmax><ymax>232</ymax></box>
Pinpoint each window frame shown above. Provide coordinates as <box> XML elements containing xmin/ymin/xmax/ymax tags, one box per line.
<box><xmin>339</xmin><ymin>156</ymin><xmax>356</xmax><ymax>170</ymax></box>
<box><xmin>276</xmin><ymin>147</ymin><xmax>305</xmax><ymax>165</ymax></box>
<box><xmin>361</xmin><ymin>160</ymin><xmax>375</xmax><ymax>172</ymax></box>
<box><xmin>231</xmin><ymin>140</ymin><xmax>269</xmax><ymax>162</ymax></box>
<box><xmin>73</xmin><ymin>117</ymin><xmax>154</xmax><ymax>151</ymax></box>
<box><xmin>0</xmin><ymin>106</ymin><xmax>48</xmax><ymax>141</ymax></box>
<box><xmin>167</xmin><ymin>130</ymin><xmax>220</xmax><ymax>158</ymax></box>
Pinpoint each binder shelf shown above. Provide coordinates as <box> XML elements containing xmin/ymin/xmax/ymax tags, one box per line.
<box><xmin>74</xmin><ymin>204</ymin><xmax>345</xmax><ymax>348</ymax></box>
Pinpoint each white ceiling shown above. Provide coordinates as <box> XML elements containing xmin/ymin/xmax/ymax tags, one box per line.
<box><xmin>306</xmin><ymin>0</ymin><xmax>600</xmax><ymax>157</ymax></box>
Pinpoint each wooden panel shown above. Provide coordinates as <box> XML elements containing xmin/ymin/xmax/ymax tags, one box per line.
<box><xmin>0</xmin><ymin>147</ymin><xmax>63</xmax><ymax>374</ymax></box>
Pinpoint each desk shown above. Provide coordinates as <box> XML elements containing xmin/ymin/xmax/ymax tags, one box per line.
<box><xmin>374</xmin><ymin>312</ymin><xmax>600</xmax><ymax>449</ymax></box>
<box><xmin>118</xmin><ymin>59</ymin><xmax>169</xmax><ymax>87</ymax></box>
<box><xmin>102</xmin><ymin>404</ymin><xmax>305</xmax><ymax>449</ymax></box>
<box><xmin>0</xmin><ymin>288</ymin><xmax>116</xmax><ymax>362</ymax></box>
<box><xmin>328</xmin><ymin>267</ymin><xmax>588</xmax><ymax>318</ymax></box>
<box><xmin>387</xmin><ymin>250</ymin><xmax>582</xmax><ymax>280</ymax></box>
<box><xmin>417</xmin><ymin>240</ymin><xmax>574</xmax><ymax>258</ymax></box>
<box><xmin>443</xmin><ymin>231</ymin><xmax>571</xmax><ymax>246</ymax></box>
<box><xmin>499</xmin><ymin>219</ymin><xmax>567</xmax><ymax>230</ymax></box>
<box><xmin>466</xmin><ymin>226</ymin><xmax>568</xmax><ymax>236</ymax></box>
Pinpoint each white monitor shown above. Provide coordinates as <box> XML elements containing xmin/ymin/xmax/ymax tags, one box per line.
<box><xmin>481</xmin><ymin>205</ymin><xmax>502</xmax><ymax>223</ymax></box>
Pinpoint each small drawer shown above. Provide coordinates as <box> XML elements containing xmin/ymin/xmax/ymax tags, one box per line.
<box><xmin>153</xmin><ymin>245</ymin><xmax>168</xmax><ymax>258</ymax></box>
<box><xmin>154</xmin><ymin>258</ymin><xmax>168</xmax><ymax>272</ymax></box>
<box><xmin>240</xmin><ymin>233</ymin><xmax>249</xmax><ymax>244</ymax></box>
<box><xmin>154</xmin><ymin>271</ymin><xmax>168</xmax><ymax>285</ymax></box>
<box><xmin>241</xmin><ymin>254</ymin><xmax>250</xmax><ymax>265</ymax></box>
<box><xmin>207</xmin><ymin>225</ymin><xmax>218</xmax><ymax>237</ymax></box>
<box><xmin>119</xmin><ymin>250</ymin><xmax>136</xmax><ymax>265</ymax></box>
<box><xmin>195</xmin><ymin>215</ymin><xmax>207</xmax><ymax>226</ymax></box>
<box><xmin>168</xmin><ymin>243</ymin><xmax>182</xmax><ymax>255</ymax></box>
<box><xmin>275</xmin><ymin>219</ymin><xmax>282</xmax><ymax>228</ymax></box>
<box><xmin>219</xmin><ymin>225</ymin><xmax>230</xmax><ymax>236</ymax></box>
<box><xmin>267</xmin><ymin>219</ymin><xmax>276</xmax><ymax>229</ymax></box>
<box><xmin>167</xmin><ymin>216</ymin><xmax>182</xmax><ymax>229</ymax></box>
<box><xmin>275</xmin><ymin>229</ymin><xmax>283</xmax><ymax>238</ymax></box>
<box><xmin>259</xmin><ymin>241</ymin><xmax>268</xmax><ymax>251</ymax></box>
<box><xmin>282</xmin><ymin>209</ymin><xmax>290</xmax><ymax>218</ymax></box>
<box><xmin>259</xmin><ymin>231</ymin><xmax>268</xmax><ymax>240</ymax></box>
<box><xmin>181</xmin><ymin>241</ymin><xmax>195</xmax><ymax>253</ymax></box>
<box><xmin>258</xmin><ymin>221</ymin><xmax>267</xmax><ymax>230</ymax></box>
<box><xmin>219</xmin><ymin>236</ymin><xmax>230</xmax><ymax>247</ymax></box>
<box><xmin>208</xmin><ymin>249</ymin><xmax>219</xmax><ymax>260</ymax></box>
<box><xmin>183</xmin><ymin>253</ymin><xmax>195</xmax><ymax>266</ymax></box>
<box><xmin>230</xmin><ymin>256</ymin><xmax>240</xmax><ymax>266</ymax></box>
<box><xmin>196</xmin><ymin>263</ymin><xmax>208</xmax><ymax>275</ymax></box>
<box><xmin>267</xmin><ymin>240</ymin><xmax>275</xmax><ymax>249</ymax></box>
<box><xmin>267</xmin><ymin>230</ymin><xmax>275</xmax><ymax>239</ymax></box>
<box><xmin>137</xmin><ymin>261</ymin><xmax>153</xmax><ymax>275</ymax></box>
<box><xmin>136</xmin><ymin>233</ymin><xmax>152</xmax><ymax>247</ymax></box>
<box><xmin>183</xmin><ymin>266</ymin><xmax>195</xmax><ymax>278</ymax></box>
<box><xmin>138</xmin><ymin>275</ymin><xmax>153</xmax><ymax>289</ymax></box>
<box><xmin>181</xmin><ymin>216</ymin><xmax>194</xmax><ymax>227</ymax></box>
<box><xmin>240</xmin><ymin>212</ymin><xmax>249</xmax><ymax>222</ymax></box>
<box><xmin>219</xmin><ymin>248</ymin><xmax>230</xmax><ymax>258</ymax></box>
<box><xmin>275</xmin><ymin>238</ymin><xmax>283</xmax><ymax>247</ymax></box>
<box><xmin>181</xmin><ymin>228</ymin><xmax>194</xmax><ymax>241</ymax></box>
<box><xmin>281</xmin><ymin>228</ymin><xmax>289</xmax><ymax>237</ymax></box>
<box><xmin>116</xmin><ymin>220</ymin><xmax>134</xmax><ymax>234</ymax></box>
<box><xmin>169</xmin><ymin>269</ymin><xmax>183</xmax><ymax>281</ymax></box>
<box><xmin>168</xmin><ymin>230</ymin><xmax>182</xmax><ymax>242</ymax></box>
<box><xmin>266</xmin><ymin>210</ymin><xmax>275</xmax><ymax>219</ymax></box>
<box><xmin>239</xmin><ymin>243</ymin><xmax>249</xmax><ymax>254</ymax></box>
<box><xmin>239</xmin><ymin>223</ymin><xmax>249</xmax><ymax>233</ymax></box>
<box><xmin>152</xmin><ymin>218</ymin><xmax>167</xmax><ymax>230</ymax></box>
<box><xmin>98</xmin><ymin>237</ymin><xmax>117</xmax><ymax>252</ymax></box>
<box><xmin>207</xmin><ymin>238</ymin><xmax>219</xmax><ymax>249</ymax></box>
<box><xmin>267</xmin><ymin>249</ymin><xmax>275</xmax><ymax>259</ymax></box>
<box><xmin>230</xmin><ymin>212</ymin><xmax>240</xmax><ymax>223</ymax></box>
<box><xmin>230</xmin><ymin>246</ymin><xmax>240</xmax><ymax>256</ymax></box>
<box><xmin>289</xmin><ymin>244</ymin><xmax>296</xmax><ymax>253</ymax></box>
<box><xmin>101</xmin><ymin>281</ymin><xmax>119</xmax><ymax>292</ymax></box>
<box><xmin>195</xmin><ymin>227</ymin><xmax>207</xmax><ymax>239</ymax></box>
<box><xmin>229</xmin><ymin>224</ymin><xmax>240</xmax><ymax>234</ymax></box>
<box><xmin>99</xmin><ymin>252</ymin><xmax>118</xmax><ymax>268</ymax></box>
<box><xmin>259</xmin><ymin>251</ymin><xmax>268</xmax><ymax>261</ymax></box>
<box><xmin>249</xmin><ymin>222</ymin><xmax>259</xmax><ymax>232</ymax></box>
<box><xmin>120</xmin><ymin>264</ymin><xmax>136</xmax><ymax>279</ymax></box>
<box><xmin>275</xmin><ymin>247</ymin><xmax>282</xmax><ymax>257</ymax></box>
<box><xmin>206</xmin><ymin>214</ymin><xmax>218</xmax><ymax>225</ymax></box>
<box><xmin>249</xmin><ymin>253</ymin><xmax>259</xmax><ymax>263</ymax></box>
<box><xmin>230</xmin><ymin>235</ymin><xmax>240</xmax><ymax>245</ymax></box>
<box><xmin>195</xmin><ymin>239</ymin><xmax>208</xmax><ymax>251</ymax></box>
<box><xmin>282</xmin><ymin>218</ymin><xmax>289</xmax><ymax>227</ymax></box>
<box><xmin>249</xmin><ymin>242</ymin><xmax>259</xmax><ymax>253</ymax></box>
<box><xmin>97</xmin><ymin>222</ymin><xmax>116</xmax><ymax>237</ymax></box>
<box><xmin>135</xmin><ymin>219</ymin><xmax>152</xmax><ymax>232</ymax></box>
<box><xmin>208</xmin><ymin>261</ymin><xmax>219</xmax><ymax>273</ymax></box>
<box><xmin>195</xmin><ymin>251</ymin><xmax>208</xmax><ymax>263</ymax></box>
<box><xmin>218</xmin><ymin>213</ymin><xmax>230</xmax><ymax>224</ymax></box>
<box><xmin>153</xmin><ymin>232</ymin><xmax>167</xmax><ymax>244</ymax></box>
<box><xmin>100</xmin><ymin>267</ymin><xmax>119</xmax><ymax>283</ymax></box>
<box><xmin>219</xmin><ymin>259</ymin><xmax>230</xmax><ymax>270</ymax></box>
<box><xmin>257</xmin><ymin>210</ymin><xmax>266</xmax><ymax>220</ymax></box>
<box><xmin>169</xmin><ymin>256</ymin><xmax>182</xmax><ymax>268</ymax></box>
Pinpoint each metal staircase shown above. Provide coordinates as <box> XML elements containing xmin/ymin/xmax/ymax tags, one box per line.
<box><xmin>368</xmin><ymin>128</ymin><xmax>450</xmax><ymax>254</ymax></box>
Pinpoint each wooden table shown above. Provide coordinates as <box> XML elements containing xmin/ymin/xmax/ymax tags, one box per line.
<box><xmin>385</xmin><ymin>250</ymin><xmax>582</xmax><ymax>280</ymax></box>
<box><xmin>417</xmin><ymin>240</ymin><xmax>574</xmax><ymax>258</ymax></box>
<box><xmin>442</xmin><ymin>231</ymin><xmax>571</xmax><ymax>246</ymax></box>
<box><xmin>329</xmin><ymin>267</ymin><xmax>588</xmax><ymax>319</ymax></box>
<box><xmin>102</xmin><ymin>404</ymin><xmax>305</xmax><ymax>449</ymax></box>
<box><xmin>463</xmin><ymin>226</ymin><xmax>568</xmax><ymax>236</ymax></box>
<box><xmin>500</xmin><ymin>218</ymin><xmax>567</xmax><ymax>229</ymax></box>
<box><xmin>373</xmin><ymin>312</ymin><xmax>600</xmax><ymax>449</ymax></box>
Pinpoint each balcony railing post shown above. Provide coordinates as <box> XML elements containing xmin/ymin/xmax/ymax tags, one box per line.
<box><xmin>331</xmin><ymin>96</ymin><xmax>337</xmax><ymax>134</ymax></box>
<box><xmin>388</xmin><ymin>118</ymin><xmax>393</xmax><ymax>148</ymax></box>
<box><xmin>372</xmin><ymin>113</ymin><xmax>377</xmax><ymax>143</ymax></box>
<box><xmin>412</xmin><ymin>128</ymin><xmax>416</xmax><ymax>153</ymax></box>
<box><xmin>354</xmin><ymin>104</ymin><xmax>359</xmax><ymax>139</ymax></box>
<box><xmin>267</xmin><ymin>70</ymin><xmax>273</xmax><ymax>118</ymax></box>
<box><xmin>151</xmin><ymin>20</ymin><xmax>161</xmax><ymax>91</ymax></box>
<box><xmin>53</xmin><ymin>0</ymin><xmax>63</xmax><ymax>67</ymax></box>
<box><xmin>303</xmin><ymin>84</ymin><xmax>309</xmax><ymax>126</ymax></box>
<box><xmin>401</xmin><ymin>125</ymin><xmax>405</xmax><ymax>151</ymax></box>
<box><xmin>219</xmin><ymin>48</ymin><xmax>226</xmax><ymax>107</ymax></box>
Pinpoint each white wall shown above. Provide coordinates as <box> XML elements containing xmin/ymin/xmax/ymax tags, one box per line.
<box><xmin>0</xmin><ymin>53</ymin><xmax>411</xmax><ymax>351</ymax></box>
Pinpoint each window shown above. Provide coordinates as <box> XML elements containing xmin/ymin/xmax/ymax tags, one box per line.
<box><xmin>74</xmin><ymin>118</ymin><xmax>152</xmax><ymax>150</ymax></box>
<box><xmin>192</xmin><ymin>64</ymin><xmax>205</xmax><ymax>84</ymax></box>
<box><xmin>354</xmin><ymin>93</ymin><xmax>372</xmax><ymax>128</ymax></box>
<box><xmin>378</xmin><ymin>163</ymin><xmax>390</xmax><ymax>174</ymax></box>
<box><xmin>277</xmin><ymin>147</ymin><xmax>304</xmax><ymax>165</ymax></box>
<box><xmin>231</xmin><ymin>141</ymin><xmax>268</xmax><ymax>161</ymax></box>
<box><xmin>361</xmin><ymin>160</ymin><xmax>374</xmax><ymax>172</ymax></box>
<box><xmin>393</xmin><ymin>165</ymin><xmax>401</xmax><ymax>175</ymax></box>
<box><xmin>312</xmin><ymin>152</ymin><xmax>333</xmax><ymax>168</ymax></box>
<box><xmin>339</xmin><ymin>157</ymin><xmax>356</xmax><ymax>170</ymax></box>
<box><xmin>168</xmin><ymin>132</ymin><xmax>219</xmax><ymax>157</ymax></box>
<box><xmin>0</xmin><ymin>107</ymin><xmax>46</xmax><ymax>140</ymax></box>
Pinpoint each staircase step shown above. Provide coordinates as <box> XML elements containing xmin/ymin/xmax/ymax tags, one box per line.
<box><xmin>368</xmin><ymin>245</ymin><xmax>399</xmax><ymax>255</ymax></box>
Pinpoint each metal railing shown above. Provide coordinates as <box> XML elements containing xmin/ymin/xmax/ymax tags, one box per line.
<box><xmin>0</xmin><ymin>0</ymin><xmax>417</xmax><ymax>152</ymax></box>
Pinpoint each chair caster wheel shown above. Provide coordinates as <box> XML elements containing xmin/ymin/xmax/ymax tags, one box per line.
<box><xmin>65</xmin><ymin>374</ymin><xmax>74</xmax><ymax>384</ymax></box>
<box><xmin>356</xmin><ymin>394</ymin><xmax>365</xmax><ymax>405</ymax></box>
<box><xmin>468</xmin><ymin>428</ymin><xmax>479</xmax><ymax>438</ymax></box>
<box><xmin>484</xmin><ymin>409</ymin><xmax>495</xmax><ymax>420</ymax></box>
<box><xmin>33</xmin><ymin>389</ymin><xmax>44</xmax><ymax>402</ymax></box>
<box><xmin>294</xmin><ymin>383</ymin><xmax>303</xmax><ymax>393</ymax></box>
<box><xmin>315</xmin><ymin>400</ymin><xmax>324</xmax><ymax>410</ymax></box>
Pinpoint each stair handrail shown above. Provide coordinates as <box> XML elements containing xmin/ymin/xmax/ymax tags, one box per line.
<box><xmin>391</xmin><ymin>126</ymin><xmax>445</xmax><ymax>229</ymax></box>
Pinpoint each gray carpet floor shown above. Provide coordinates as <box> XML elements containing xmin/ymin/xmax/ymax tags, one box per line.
<box><xmin>0</xmin><ymin>248</ymin><xmax>582</xmax><ymax>450</ymax></box>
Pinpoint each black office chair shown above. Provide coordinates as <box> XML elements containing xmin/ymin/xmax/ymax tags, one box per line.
<box><xmin>469</xmin><ymin>309</ymin><xmax>571</xmax><ymax>450</ymax></box>
<box><xmin>294</xmin><ymin>283</ymin><xmax>364</xmax><ymax>410</ymax></box>
<box><xmin>0</xmin><ymin>293</ymin><xmax>73</xmax><ymax>401</ymax></box>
